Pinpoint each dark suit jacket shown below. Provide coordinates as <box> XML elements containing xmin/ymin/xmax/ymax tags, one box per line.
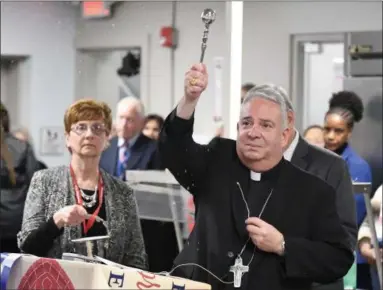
<box><xmin>290</xmin><ymin>137</ymin><xmax>357</xmax><ymax>290</ymax></box>
<box><xmin>291</xmin><ymin>137</ymin><xmax>357</xmax><ymax>249</ymax></box>
<box><xmin>100</xmin><ymin>134</ymin><xmax>162</xmax><ymax>175</ymax></box>
<box><xmin>158</xmin><ymin>110</ymin><xmax>353</xmax><ymax>290</ymax></box>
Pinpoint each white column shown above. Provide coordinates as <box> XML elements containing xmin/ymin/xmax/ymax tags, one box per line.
<box><xmin>227</xmin><ymin>1</ymin><xmax>243</xmax><ymax>140</ymax></box>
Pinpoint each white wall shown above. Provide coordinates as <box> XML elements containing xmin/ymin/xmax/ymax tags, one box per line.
<box><xmin>1</xmin><ymin>58</ymin><xmax>32</xmax><ymax>134</ymax></box>
<box><xmin>1</xmin><ymin>2</ymin><xmax>77</xmax><ymax>166</ymax></box>
<box><xmin>76</xmin><ymin>50</ymin><xmax>140</xmax><ymax>119</ymax></box>
<box><xmin>94</xmin><ymin>50</ymin><xmax>135</xmax><ymax>115</ymax></box>
<box><xmin>242</xmin><ymin>1</ymin><xmax>383</xmax><ymax>93</ymax></box>
<box><xmin>75</xmin><ymin>51</ymin><xmax>98</xmax><ymax>102</ymax></box>
<box><xmin>76</xmin><ymin>1</ymin><xmax>382</xmax><ymax>136</ymax></box>
<box><xmin>1</xmin><ymin>61</ymin><xmax>20</xmax><ymax>130</ymax></box>
<box><xmin>2</xmin><ymin>1</ymin><xmax>381</xmax><ymax>152</ymax></box>
<box><xmin>75</xmin><ymin>1</ymin><xmax>229</xmax><ymax>137</ymax></box>
<box><xmin>304</xmin><ymin>43</ymin><xmax>344</xmax><ymax>128</ymax></box>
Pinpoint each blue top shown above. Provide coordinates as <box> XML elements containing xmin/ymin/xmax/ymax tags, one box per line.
<box><xmin>341</xmin><ymin>144</ymin><xmax>372</xmax><ymax>264</ymax></box>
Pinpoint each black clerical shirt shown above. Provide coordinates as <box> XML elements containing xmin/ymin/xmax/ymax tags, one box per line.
<box><xmin>159</xmin><ymin>110</ymin><xmax>354</xmax><ymax>290</ymax></box>
<box><xmin>247</xmin><ymin>159</ymin><xmax>282</xmax><ymax>217</ymax></box>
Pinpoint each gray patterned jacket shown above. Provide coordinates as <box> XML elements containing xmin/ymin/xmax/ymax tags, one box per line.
<box><xmin>17</xmin><ymin>166</ymin><xmax>147</xmax><ymax>269</ymax></box>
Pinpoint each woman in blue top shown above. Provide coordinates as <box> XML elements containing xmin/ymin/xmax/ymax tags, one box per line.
<box><xmin>323</xmin><ymin>91</ymin><xmax>373</xmax><ymax>290</ymax></box>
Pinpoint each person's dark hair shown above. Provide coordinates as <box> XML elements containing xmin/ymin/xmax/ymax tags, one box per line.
<box><xmin>242</xmin><ymin>83</ymin><xmax>256</xmax><ymax>93</ymax></box>
<box><xmin>144</xmin><ymin>114</ymin><xmax>164</xmax><ymax>129</ymax></box>
<box><xmin>303</xmin><ymin>124</ymin><xmax>323</xmax><ymax>137</ymax></box>
<box><xmin>326</xmin><ymin>91</ymin><xmax>364</xmax><ymax>129</ymax></box>
<box><xmin>0</xmin><ymin>103</ymin><xmax>10</xmax><ymax>133</ymax></box>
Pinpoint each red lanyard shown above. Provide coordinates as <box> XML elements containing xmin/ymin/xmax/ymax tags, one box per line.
<box><xmin>69</xmin><ymin>165</ymin><xmax>104</xmax><ymax>235</ymax></box>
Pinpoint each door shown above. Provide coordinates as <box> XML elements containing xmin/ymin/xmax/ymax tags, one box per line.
<box><xmin>290</xmin><ymin>33</ymin><xmax>346</xmax><ymax>132</ymax></box>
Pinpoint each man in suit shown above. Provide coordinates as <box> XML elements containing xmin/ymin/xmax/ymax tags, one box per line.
<box><xmin>280</xmin><ymin>95</ymin><xmax>357</xmax><ymax>290</ymax></box>
<box><xmin>13</xmin><ymin>128</ymin><xmax>48</xmax><ymax>171</ymax></box>
<box><xmin>100</xmin><ymin>97</ymin><xmax>177</xmax><ymax>273</ymax></box>
<box><xmin>100</xmin><ymin>97</ymin><xmax>160</xmax><ymax>176</ymax></box>
<box><xmin>159</xmin><ymin>64</ymin><xmax>353</xmax><ymax>290</ymax></box>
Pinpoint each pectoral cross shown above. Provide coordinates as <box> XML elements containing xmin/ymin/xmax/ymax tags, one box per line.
<box><xmin>230</xmin><ymin>256</ymin><xmax>249</xmax><ymax>288</ymax></box>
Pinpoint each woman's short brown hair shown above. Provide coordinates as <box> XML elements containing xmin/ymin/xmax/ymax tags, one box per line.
<box><xmin>64</xmin><ymin>99</ymin><xmax>113</xmax><ymax>134</ymax></box>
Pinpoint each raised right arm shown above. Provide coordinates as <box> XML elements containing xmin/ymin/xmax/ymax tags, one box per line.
<box><xmin>158</xmin><ymin>63</ymin><xmax>216</xmax><ymax>196</ymax></box>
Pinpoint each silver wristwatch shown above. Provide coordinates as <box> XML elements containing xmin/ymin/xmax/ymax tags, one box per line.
<box><xmin>280</xmin><ymin>240</ymin><xmax>286</xmax><ymax>256</ymax></box>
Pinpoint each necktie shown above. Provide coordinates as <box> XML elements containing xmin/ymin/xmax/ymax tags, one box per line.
<box><xmin>118</xmin><ymin>142</ymin><xmax>130</xmax><ymax>180</ymax></box>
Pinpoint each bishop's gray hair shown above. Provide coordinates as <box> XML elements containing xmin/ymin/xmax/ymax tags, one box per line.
<box><xmin>241</xmin><ymin>84</ymin><xmax>294</xmax><ymax>129</ymax></box>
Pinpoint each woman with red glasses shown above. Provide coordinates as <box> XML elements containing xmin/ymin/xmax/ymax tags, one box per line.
<box><xmin>18</xmin><ymin>99</ymin><xmax>147</xmax><ymax>269</ymax></box>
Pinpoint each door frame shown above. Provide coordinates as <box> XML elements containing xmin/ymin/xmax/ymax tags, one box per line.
<box><xmin>289</xmin><ymin>33</ymin><xmax>346</xmax><ymax>131</ymax></box>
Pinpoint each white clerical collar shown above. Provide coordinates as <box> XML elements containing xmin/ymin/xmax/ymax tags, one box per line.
<box><xmin>250</xmin><ymin>171</ymin><xmax>261</xmax><ymax>181</ymax></box>
<box><xmin>283</xmin><ymin>129</ymin><xmax>299</xmax><ymax>161</ymax></box>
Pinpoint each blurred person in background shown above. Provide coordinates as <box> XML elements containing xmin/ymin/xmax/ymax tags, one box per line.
<box><xmin>100</xmin><ymin>96</ymin><xmax>161</xmax><ymax>178</ymax></box>
<box><xmin>276</xmin><ymin>89</ymin><xmax>356</xmax><ymax>290</ymax></box>
<box><xmin>303</xmin><ymin>125</ymin><xmax>324</xmax><ymax>147</ymax></box>
<box><xmin>18</xmin><ymin>99</ymin><xmax>147</xmax><ymax>269</ymax></box>
<box><xmin>142</xmin><ymin>114</ymin><xmax>164</xmax><ymax>140</ymax></box>
<box><xmin>241</xmin><ymin>82</ymin><xmax>256</xmax><ymax>103</ymax></box>
<box><xmin>1</xmin><ymin>125</ymin><xmax>16</xmax><ymax>186</ymax></box>
<box><xmin>358</xmin><ymin>184</ymin><xmax>382</xmax><ymax>290</ymax></box>
<box><xmin>100</xmin><ymin>97</ymin><xmax>176</xmax><ymax>273</ymax></box>
<box><xmin>13</xmin><ymin>127</ymin><xmax>30</xmax><ymax>143</ymax></box>
<box><xmin>323</xmin><ymin>91</ymin><xmax>373</xmax><ymax>290</ymax></box>
<box><xmin>0</xmin><ymin>103</ymin><xmax>38</xmax><ymax>253</ymax></box>
<box><xmin>13</xmin><ymin>127</ymin><xmax>48</xmax><ymax>170</ymax></box>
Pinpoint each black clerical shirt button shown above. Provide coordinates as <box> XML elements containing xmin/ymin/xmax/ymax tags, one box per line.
<box><xmin>227</xmin><ymin>251</ymin><xmax>234</xmax><ymax>258</ymax></box>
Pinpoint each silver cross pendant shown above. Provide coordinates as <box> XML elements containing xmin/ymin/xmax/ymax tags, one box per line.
<box><xmin>230</xmin><ymin>256</ymin><xmax>249</xmax><ymax>288</ymax></box>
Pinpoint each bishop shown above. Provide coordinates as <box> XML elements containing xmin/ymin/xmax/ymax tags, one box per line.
<box><xmin>158</xmin><ymin>63</ymin><xmax>354</xmax><ymax>290</ymax></box>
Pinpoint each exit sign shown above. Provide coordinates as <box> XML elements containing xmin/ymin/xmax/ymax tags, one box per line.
<box><xmin>82</xmin><ymin>1</ymin><xmax>111</xmax><ymax>19</ymax></box>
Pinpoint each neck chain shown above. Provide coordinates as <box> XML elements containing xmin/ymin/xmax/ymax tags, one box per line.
<box><xmin>158</xmin><ymin>181</ymin><xmax>275</xmax><ymax>288</ymax></box>
<box><xmin>235</xmin><ymin>182</ymin><xmax>274</xmax><ymax>260</ymax></box>
<box><xmin>80</xmin><ymin>185</ymin><xmax>98</xmax><ymax>208</ymax></box>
